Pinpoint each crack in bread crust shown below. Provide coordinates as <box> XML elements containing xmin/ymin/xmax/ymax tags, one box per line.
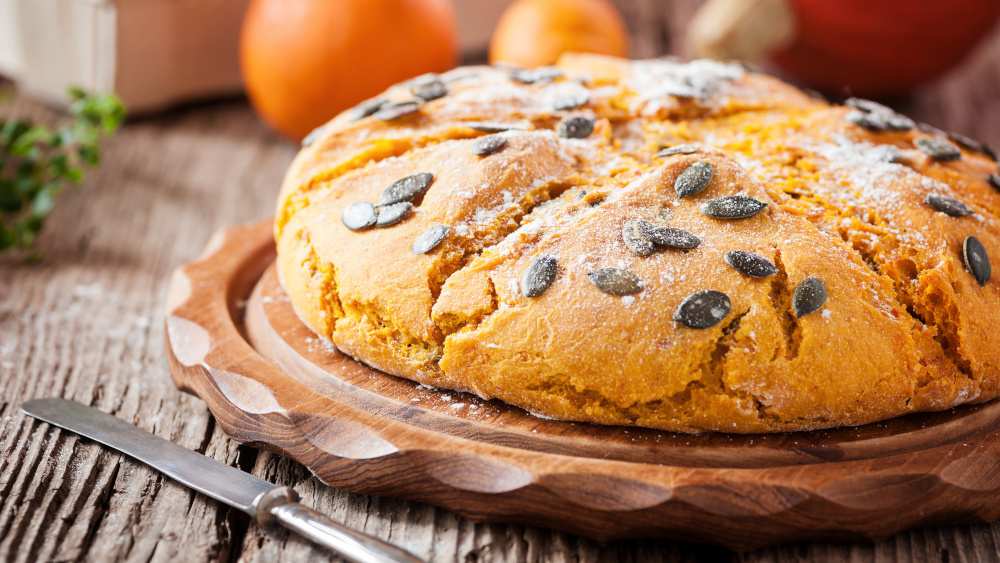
<box><xmin>276</xmin><ymin>55</ymin><xmax>1000</xmax><ymax>433</ymax></box>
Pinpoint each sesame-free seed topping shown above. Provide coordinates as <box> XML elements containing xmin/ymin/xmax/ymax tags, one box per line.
<box><xmin>557</xmin><ymin>116</ymin><xmax>595</xmax><ymax>139</ymax></box>
<box><xmin>349</xmin><ymin>97</ymin><xmax>387</xmax><ymax>121</ymax></box>
<box><xmin>724</xmin><ymin>250</ymin><xmax>777</xmax><ymax>278</ymax></box>
<box><xmin>655</xmin><ymin>144</ymin><xmax>699</xmax><ymax>158</ymax></box>
<box><xmin>470</xmin><ymin>135</ymin><xmax>508</xmax><ymax>156</ymax></box>
<box><xmin>700</xmin><ymin>195</ymin><xmax>768</xmax><ymax>219</ymax></box>
<box><xmin>300</xmin><ymin>124</ymin><xmax>328</xmax><ymax>148</ymax></box>
<box><xmin>925</xmin><ymin>194</ymin><xmax>972</xmax><ymax>217</ymax></box>
<box><xmin>622</xmin><ymin>219</ymin><xmax>656</xmax><ymax>256</ymax></box>
<box><xmin>378</xmin><ymin>172</ymin><xmax>435</xmax><ymax>206</ymax></box>
<box><xmin>372</xmin><ymin>101</ymin><xmax>420</xmax><ymax>121</ymax></box>
<box><xmin>411</xmin><ymin>80</ymin><xmax>448</xmax><ymax>101</ymax></box>
<box><xmin>648</xmin><ymin>226</ymin><xmax>700</xmax><ymax>249</ymax></box>
<box><xmin>963</xmin><ymin>236</ymin><xmax>991</xmax><ymax>286</ymax></box>
<box><xmin>674</xmin><ymin>290</ymin><xmax>731</xmax><ymax>329</ymax></box>
<box><xmin>522</xmin><ymin>255</ymin><xmax>558</xmax><ymax>297</ymax></box>
<box><xmin>375</xmin><ymin>202</ymin><xmax>413</xmax><ymax>227</ymax></box>
<box><xmin>464</xmin><ymin>122</ymin><xmax>526</xmax><ymax>133</ymax></box>
<box><xmin>989</xmin><ymin>173</ymin><xmax>1000</xmax><ymax>190</ymax></box>
<box><xmin>915</xmin><ymin>137</ymin><xmax>962</xmax><ymax>161</ymax></box>
<box><xmin>674</xmin><ymin>161</ymin><xmax>714</xmax><ymax>198</ymax></box>
<box><xmin>511</xmin><ymin>66</ymin><xmax>563</xmax><ymax>84</ymax></box>
<box><xmin>553</xmin><ymin>92</ymin><xmax>591</xmax><ymax>111</ymax></box>
<box><xmin>411</xmin><ymin>225</ymin><xmax>450</xmax><ymax>255</ymax></box>
<box><xmin>793</xmin><ymin>277</ymin><xmax>827</xmax><ymax>318</ymax></box>
<box><xmin>587</xmin><ymin>267</ymin><xmax>642</xmax><ymax>295</ymax></box>
<box><xmin>341</xmin><ymin>202</ymin><xmax>377</xmax><ymax>231</ymax></box>
<box><xmin>948</xmin><ymin>131</ymin><xmax>988</xmax><ymax>156</ymax></box>
<box><xmin>844</xmin><ymin>98</ymin><xmax>914</xmax><ymax>131</ymax></box>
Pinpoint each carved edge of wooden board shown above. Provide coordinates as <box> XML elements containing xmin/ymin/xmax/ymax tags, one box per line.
<box><xmin>164</xmin><ymin>220</ymin><xmax>1000</xmax><ymax>550</ymax></box>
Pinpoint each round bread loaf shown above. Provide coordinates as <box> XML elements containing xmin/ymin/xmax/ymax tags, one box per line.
<box><xmin>275</xmin><ymin>54</ymin><xmax>1000</xmax><ymax>433</ymax></box>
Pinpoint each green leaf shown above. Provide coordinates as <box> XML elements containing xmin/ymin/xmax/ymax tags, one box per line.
<box><xmin>0</xmin><ymin>120</ymin><xmax>29</xmax><ymax>146</ymax></box>
<box><xmin>21</xmin><ymin>213</ymin><xmax>44</xmax><ymax>233</ymax></box>
<box><xmin>14</xmin><ymin>175</ymin><xmax>39</xmax><ymax>198</ymax></box>
<box><xmin>10</xmin><ymin>125</ymin><xmax>51</xmax><ymax>155</ymax></box>
<box><xmin>16</xmin><ymin>159</ymin><xmax>38</xmax><ymax>180</ymax></box>
<box><xmin>32</xmin><ymin>182</ymin><xmax>62</xmax><ymax>215</ymax></box>
<box><xmin>64</xmin><ymin>167</ymin><xmax>83</xmax><ymax>183</ymax></box>
<box><xmin>78</xmin><ymin>145</ymin><xmax>100</xmax><ymax>166</ymax></box>
<box><xmin>1</xmin><ymin>86</ymin><xmax>125</xmax><ymax>256</ymax></box>
<box><xmin>0</xmin><ymin>179</ymin><xmax>21</xmax><ymax>212</ymax></box>
<box><xmin>48</xmin><ymin>153</ymin><xmax>69</xmax><ymax>177</ymax></box>
<box><xmin>50</xmin><ymin>127</ymin><xmax>73</xmax><ymax>148</ymax></box>
<box><xmin>0</xmin><ymin>224</ymin><xmax>15</xmax><ymax>250</ymax></box>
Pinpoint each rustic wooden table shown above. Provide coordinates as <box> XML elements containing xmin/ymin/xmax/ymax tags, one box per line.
<box><xmin>3</xmin><ymin>2</ymin><xmax>1000</xmax><ymax>561</ymax></box>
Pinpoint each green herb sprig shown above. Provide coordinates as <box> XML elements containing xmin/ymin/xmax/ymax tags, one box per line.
<box><xmin>0</xmin><ymin>87</ymin><xmax>126</xmax><ymax>255</ymax></box>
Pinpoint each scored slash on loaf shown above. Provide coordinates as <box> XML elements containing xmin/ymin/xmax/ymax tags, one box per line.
<box><xmin>275</xmin><ymin>54</ymin><xmax>998</xmax><ymax>433</ymax></box>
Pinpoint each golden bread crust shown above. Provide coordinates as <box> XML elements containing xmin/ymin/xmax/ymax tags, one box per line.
<box><xmin>275</xmin><ymin>55</ymin><xmax>1000</xmax><ymax>433</ymax></box>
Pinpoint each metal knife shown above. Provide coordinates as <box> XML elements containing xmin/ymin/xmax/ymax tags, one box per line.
<box><xmin>20</xmin><ymin>398</ymin><xmax>423</xmax><ymax>563</ymax></box>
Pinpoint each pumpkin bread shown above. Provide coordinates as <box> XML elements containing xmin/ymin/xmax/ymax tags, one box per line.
<box><xmin>274</xmin><ymin>54</ymin><xmax>1000</xmax><ymax>433</ymax></box>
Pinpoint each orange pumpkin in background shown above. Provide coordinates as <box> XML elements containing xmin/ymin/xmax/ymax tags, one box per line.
<box><xmin>489</xmin><ymin>0</ymin><xmax>629</xmax><ymax>68</ymax></box>
<box><xmin>240</xmin><ymin>0</ymin><xmax>458</xmax><ymax>140</ymax></box>
<box><xmin>690</xmin><ymin>0</ymin><xmax>1000</xmax><ymax>97</ymax></box>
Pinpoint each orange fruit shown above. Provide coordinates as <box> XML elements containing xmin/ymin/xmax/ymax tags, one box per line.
<box><xmin>240</xmin><ymin>0</ymin><xmax>458</xmax><ymax>140</ymax></box>
<box><xmin>489</xmin><ymin>0</ymin><xmax>629</xmax><ymax>68</ymax></box>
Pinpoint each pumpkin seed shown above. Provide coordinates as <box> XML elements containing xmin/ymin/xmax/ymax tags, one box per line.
<box><xmin>989</xmin><ymin>173</ymin><xmax>1000</xmax><ymax>190</ymax></box>
<box><xmin>522</xmin><ymin>255</ymin><xmax>558</xmax><ymax>297</ymax></box>
<box><xmin>648</xmin><ymin>226</ymin><xmax>700</xmax><ymax>249</ymax></box>
<box><xmin>372</xmin><ymin>101</ymin><xmax>420</xmax><ymax>121</ymax></box>
<box><xmin>915</xmin><ymin>137</ymin><xmax>962</xmax><ymax>161</ymax></box>
<box><xmin>511</xmin><ymin>66</ymin><xmax>563</xmax><ymax>84</ymax></box>
<box><xmin>378</xmin><ymin>172</ymin><xmax>435</xmax><ymax>206</ymax></box>
<box><xmin>622</xmin><ymin>219</ymin><xmax>656</xmax><ymax>256</ymax></box>
<box><xmin>845</xmin><ymin>97</ymin><xmax>888</xmax><ymax>114</ymax></box>
<box><xmin>867</xmin><ymin>144</ymin><xmax>902</xmax><ymax>164</ymax></box>
<box><xmin>963</xmin><ymin>235</ymin><xmax>991</xmax><ymax>286</ymax></box>
<box><xmin>341</xmin><ymin>202</ymin><xmax>377</xmax><ymax>231</ymax></box>
<box><xmin>925</xmin><ymin>193</ymin><xmax>972</xmax><ymax>217</ymax></box>
<box><xmin>700</xmin><ymin>195</ymin><xmax>768</xmax><ymax>219</ymax></box>
<box><xmin>470</xmin><ymin>135</ymin><xmax>508</xmax><ymax>156</ymax></box>
<box><xmin>655</xmin><ymin>144</ymin><xmax>699</xmax><ymax>158</ymax></box>
<box><xmin>674</xmin><ymin>290</ymin><xmax>731</xmax><ymax>329</ymax></box>
<box><xmin>587</xmin><ymin>267</ymin><xmax>642</xmax><ymax>295</ymax></box>
<box><xmin>553</xmin><ymin>92</ymin><xmax>591</xmax><ymax>111</ymax></box>
<box><xmin>411</xmin><ymin>225</ymin><xmax>450</xmax><ymax>254</ymax></box>
<box><xmin>300</xmin><ymin>124</ymin><xmax>328</xmax><ymax>147</ymax></box>
<box><xmin>724</xmin><ymin>250</ymin><xmax>777</xmax><ymax>278</ymax></box>
<box><xmin>792</xmin><ymin>276</ymin><xmax>827</xmax><ymax>317</ymax></box>
<box><xmin>944</xmin><ymin>131</ymin><xmax>995</xmax><ymax>160</ymax></box>
<box><xmin>349</xmin><ymin>97</ymin><xmax>387</xmax><ymax>121</ymax></box>
<box><xmin>845</xmin><ymin>111</ymin><xmax>887</xmax><ymax>131</ymax></box>
<box><xmin>918</xmin><ymin>122</ymin><xmax>947</xmax><ymax>137</ymax></box>
<box><xmin>375</xmin><ymin>202</ymin><xmax>412</xmax><ymax>227</ymax></box>
<box><xmin>674</xmin><ymin>161</ymin><xmax>714</xmax><ymax>198</ymax></box>
<box><xmin>985</xmin><ymin>144</ymin><xmax>998</xmax><ymax>162</ymax></box>
<box><xmin>412</xmin><ymin>80</ymin><xmax>448</xmax><ymax>101</ymax></box>
<box><xmin>844</xmin><ymin>98</ymin><xmax>914</xmax><ymax>131</ymax></box>
<box><xmin>557</xmin><ymin>116</ymin><xmax>595</xmax><ymax>139</ymax></box>
<box><xmin>465</xmin><ymin>122</ymin><xmax>525</xmax><ymax>133</ymax></box>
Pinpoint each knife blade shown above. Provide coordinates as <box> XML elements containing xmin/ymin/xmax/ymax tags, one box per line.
<box><xmin>21</xmin><ymin>398</ymin><xmax>423</xmax><ymax>563</ymax></box>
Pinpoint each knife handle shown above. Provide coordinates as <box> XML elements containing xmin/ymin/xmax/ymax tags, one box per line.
<box><xmin>256</xmin><ymin>488</ymin><xmax>424</xmax><ymax>563</ymax></box>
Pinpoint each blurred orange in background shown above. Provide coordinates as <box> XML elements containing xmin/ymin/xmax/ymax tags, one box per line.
<box><xmin>240</xmin><ymin>0</ymin><xmax>458</xmax><ymax>141</ymax></box>
<box><xmin>489</xmin><ymin>0</ymin><xmax>629</xmax><ymax>68</ymax></box>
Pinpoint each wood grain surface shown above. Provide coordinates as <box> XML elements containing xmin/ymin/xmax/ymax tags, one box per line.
<box><xmin>3</xmin><ymin>1</ymin><xmax>1000</xmax><ymax>560</ymax></box>
<box><xmin>162</xmin><ymin>218</ymin><xmax>1000</xmax><ymax>548</ymax></box>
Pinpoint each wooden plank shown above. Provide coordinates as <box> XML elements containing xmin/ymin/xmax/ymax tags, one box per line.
<box><xmin>0</xmin><ymin>94</ymin><xmax>294</xmax><ymax>562</ymax></box>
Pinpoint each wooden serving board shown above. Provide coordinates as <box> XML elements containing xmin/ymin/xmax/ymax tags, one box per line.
<box><xmin>165</xmin><ymin>220</ymin><xmax>1000</xmax><ymax>550</ymax></box>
